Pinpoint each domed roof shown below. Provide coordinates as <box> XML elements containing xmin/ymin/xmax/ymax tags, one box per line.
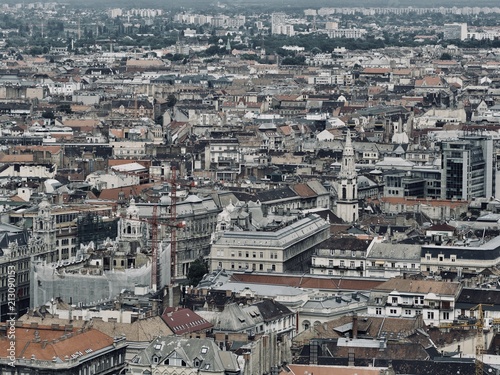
<box><xmin>38</xmin><ymin>196</ymin><xmax>51</xmax><ymax>211</ymax></box>
<box><xmin>184</xmin><ymin>194</ymin><xmax>202</xmax><ymax>203</ymax></box>
<box><xmin>160</xmin><ymin>194</ymin><xmax>172</xmax><ymax>205</ymax></box>
<box><xmin>126</xmin><ymin>197</ymin><xmax>140</xmax><ymax>217</ymax></box>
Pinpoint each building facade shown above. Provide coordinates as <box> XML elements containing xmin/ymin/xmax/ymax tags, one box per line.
<box><xmin>210</xmin><ymin>214</ymin><xmax>330</xmax><ymax>273</ymax></box>
<box><xmin>440</xmin><ymin>135</ymin><xmax>494</xmax><ymax>200</ymax></box>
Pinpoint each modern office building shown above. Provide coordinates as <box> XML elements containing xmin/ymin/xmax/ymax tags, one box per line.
<box><xmin>440</xmin><ymin>135</ymin><xmax>494</xmax><ymax>200</ymax></box>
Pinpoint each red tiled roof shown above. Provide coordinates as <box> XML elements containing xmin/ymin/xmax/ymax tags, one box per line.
<box><xmin>0</xmin><ymin>324</ymin><xmax>113</xmax><ymax>361</ymax></box>
<box><xmin>0</xmin><ymin>154</ymin><xmax>34</xmax><ymax>163</ymax></box>
<box><xmin>282</xmin><ymin>364</ymin><xmax>384</xmax><ymax>375</ymax></box>
<box><xmin>230</xmin><ymin>273</ymin><xmax>384</xmax><ymax>291</ymax></box>
<box><xmin>426</xmin><ymin>223</ymin><xmax>456</xmax><ymax>232</ymax></box>
<box><xmin>380</xmin><ymin>196</ymin><xmax>468</xmax><ymax>209</ymax></box>
<box><xmin>97</xmin><ymin>183</ymin><xmax>156</xmax><ymax>201</ymax></box>
<box><xmin>161</xmin><ymin>307</ymin><xmax>213</xmax><ymax>335</ymax></box>
<box><xmin>292</xmin><ymin>183</ymin><xmax>317</xmax><ymax>198</ymax></box>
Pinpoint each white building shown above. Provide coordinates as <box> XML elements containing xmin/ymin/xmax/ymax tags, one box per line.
<box><xmin>336</xmin><ymin>130</ymin><xmax>359</xmax><ymax>223</ymax></box>
<box><xmin>367</xmin><ymin>278</ymin><xmax>462</xmax><ymax>327</ymax></box>
<box><xmin>85</xmin><ymin>170</ymin><xmax>140</xmax><ymax>190</ymax></box>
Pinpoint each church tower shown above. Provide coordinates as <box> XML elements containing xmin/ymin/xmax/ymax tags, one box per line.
<box><xmin>336</xmin><ymin>130</ymin><xmax>359</xmax><ymax>223</ymax></box>
<box><xmin>33</xmin><ymin>196</ymin><xmax>58</xmax><ymax>262</ymax></box>
<box><xmin>118</xmin><ymin>198</ymin><xmax>146</xmax><ymax>254</ymax></box>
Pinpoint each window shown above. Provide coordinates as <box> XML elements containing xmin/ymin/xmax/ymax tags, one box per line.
<box><xmin>260</xmin><ymin>252</ymin><xmax>264</xmax><ymax>258</ymax></box>
<box><xmin>443</xmin><ymin>312</ymin><xmax>450</xmax><ymax>320</ymax></box>
<box><xmin>350</xmin><ymin>261</ymin><xmax>355</xmax><ymax>269</ymax></box>
<box><xmin>392</xmin><ymin>297</ymin><xmax>398</xmax><ymax>304</ymax></box>
<box><xmin>426</xmin><ymin>254</ymin><xmax>431</xmax><ymax>260</ymax></box>
<box><xmin>389</xmin><ymin>309</ymin><xmax>397</xmax><ymax>315</ymax></box>
<box><xmin>375</xmin><ymin>308</ymin><xmax>382</xmax><ymax>315</ymax></box>
<box><xmin>427</xmin><ymin>312</ymin><xmax>434</xmax><ymax>320</ymax></box>
<box><xmin>340</xmin><ymin>260</ymin><xmax>345</xmax><ymax>268</ymax></box>
<box><xmin>438</xmin><ymin>255</ymin><xmax>444</xmax><ymax>262</ymax></box>
<box><xmin>329</xmin><ymin>260</ymin><xmax>333</xmax><ymax>267</ymax></box>
<box><xmin>405</xmin><ymin>309</ymin><xmax>411</xmax><ymax>315</ymax></box>
<box><xmin>351</xmin><ymin>251</ymin><xmax>356</xmax><ymax>257</ymax></box>
<box><xmin>451</xmin><ymin>255</ymin><xmax>456</xmax><ymax>262</ymax></box>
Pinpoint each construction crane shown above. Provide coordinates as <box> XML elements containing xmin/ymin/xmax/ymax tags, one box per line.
<box><xmin>439</xmin><ymin>304</ymin><xmax>492</xmax><ymax>375</ymax></box>
<box><xmin>150</xmin><ymin>205</ymin><xmax>159</xmax><ymax>292</ymax></box>
<box><xmin>471</xmin><ymin>303</ymin><xmax>492</xmax><ymax>375</ymax></box>
<box><xmin>168</xmin><ymin>166</ymin><xmax>178</xmax><ymax>308</ymax></box>
<box><xmin>120</xmin><ymin>165</ymin><xmax>186</xmax><ymax>303</ymax></box>
<box><xmin>439</xmin><ymin>303</ymin><xmax>492</xmax><ymax>375</ymax></box>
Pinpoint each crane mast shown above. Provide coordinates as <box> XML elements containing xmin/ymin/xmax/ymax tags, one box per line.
<box><xmin>169</xmin><ymin>166</ymin><xmax>177</xmax><ymax>307</ymax></box>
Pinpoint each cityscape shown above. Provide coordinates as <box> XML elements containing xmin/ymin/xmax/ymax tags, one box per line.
<box><xmin>1</xmin><ymin>1</ymin><xmax>500</xmax><ymax>374</ymax></box>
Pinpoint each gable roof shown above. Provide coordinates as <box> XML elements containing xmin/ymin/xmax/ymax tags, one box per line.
<box><xmin>161</xmin><ymin>307</ymin><xmax>213</xmax><ymax>335</ymax></box>
<box><xmin>373</xmin><ymin>278</ymin><xmax>461</xmax><ymax>296</ymax></box>
<box><xmin>230</xmin><ymin>273</ymin><xmax>384</xmax><ymax>291</ymax></box>
<box><xmin>0</xmin><ymin>324</ymin><xmax>114</xmax><ymax>362</ymax></box>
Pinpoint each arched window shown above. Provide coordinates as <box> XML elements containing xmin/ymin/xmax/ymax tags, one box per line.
<box><xmin>127</xmin><ymin>225</ymin><xmax>132</xmax><ymax>234</ymax></box>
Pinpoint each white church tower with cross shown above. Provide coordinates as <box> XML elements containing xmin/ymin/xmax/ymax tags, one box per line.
<box><xmin>336</xmin><ymin>129</ymin><xmax>359</xmax><ymax>223</ymax></box>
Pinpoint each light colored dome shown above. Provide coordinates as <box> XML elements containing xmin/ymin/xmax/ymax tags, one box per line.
<box><xmin>126</xmin><ymin>197</ymin><xmax>140</xmax><ymax>217</ymax></box>
<box><xmin>38</xmin><ymin>196</ymin><xmax>51</xmax><ymax>211</ymax></box>
<box><xmin>160</xmin><ymin>195</ymin><xmax>172</xmax><ymax>205</ymax></box>
<box><xmin>184</xmin><ymin>194</ymin><xmax>202</xmax><ymax>203</ymax></box>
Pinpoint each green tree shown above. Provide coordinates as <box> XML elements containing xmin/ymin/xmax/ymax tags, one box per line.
<box><xmin>187</xmin><ymin>258</ymin><xmax>208</xmax><ymax>287</ymax></box>
<box><xmin>440</xmin><ymin>52</ymin><xmax>453</xmax><ymax>60</ymax></box>
<box><xmin>166</xmin><ymin>94</ymin><xmax>177</xmax><ymax>108</ymax></box>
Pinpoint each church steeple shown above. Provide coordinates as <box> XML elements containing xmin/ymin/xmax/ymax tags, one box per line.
<box><xmin>339</xmin><ymin>129</ymin><xmax>356</xmax><ymax>179</ymax></box>
<box><xmin>336</xmin><ymin>129</ymin><xmax>359</xmax><ymax>223</ymax></box>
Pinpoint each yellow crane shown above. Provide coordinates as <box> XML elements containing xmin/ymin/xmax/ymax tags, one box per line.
<box><xmin>439</xmin><ymin>304</ymin><xmax>493</xmax><ymax>375</ymax></box>
<box><xmin>470</xmin><ymin>304</ymin><xmax>493</xmax><ymax>375</ymax></box>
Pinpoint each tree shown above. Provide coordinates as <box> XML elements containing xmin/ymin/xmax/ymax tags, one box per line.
<box><xmin>166</xmin><ymin>94</ymin><xmax>177</xmax><ymax>108</ymax></box>
<box><xmin>187</xmin><ymin>257</ymin><xmax>208</xmax><ymax>287</ymax></box>
<box><xmin>41</xmin><ymin>110</ymin><xmax>55</xmax><ymax>119</ymax></box>
<box><xmin>440</xmin><ymin>52</ymin><xmax>453</xmax><ymax>60</ymax></box>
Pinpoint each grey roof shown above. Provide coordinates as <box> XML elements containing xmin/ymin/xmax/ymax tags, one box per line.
<box><xmin>213</xmin><ymin>303</ymin><xmax>259</xmax><ymax>332</ymax></box>
<box><xmin>301</xmin><ymin>292</ymin><xmax>370</xmax><ymax>310</ymax></box>
<box><xmin>132</xmin><ymin>336</ymin><xmax>239</xmax><ymax>373</ymax></box>
<box><xmin>215</xmin><ymin>282</ymin><xmax>305</xmax><ymax>298</ymax></box>
<box><xmin>255</xmin><ymin>186</ymin><xmax>297</xmax><ymax>203</ymax></box>
<box><xmin>367</xmin><ymin>242</ymin><xmax>421</xmax><ymax>261</ymax></box>
<box><xmin>213</xmin><ymin>214</ymin><xmax>328</xmax><ymax>249</ymax></box>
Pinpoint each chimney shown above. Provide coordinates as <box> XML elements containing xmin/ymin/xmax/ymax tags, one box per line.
<box><xmin>352</xmin><ymin>313</ymin><xmax>358</xmax><ymax>340</ymax></box>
